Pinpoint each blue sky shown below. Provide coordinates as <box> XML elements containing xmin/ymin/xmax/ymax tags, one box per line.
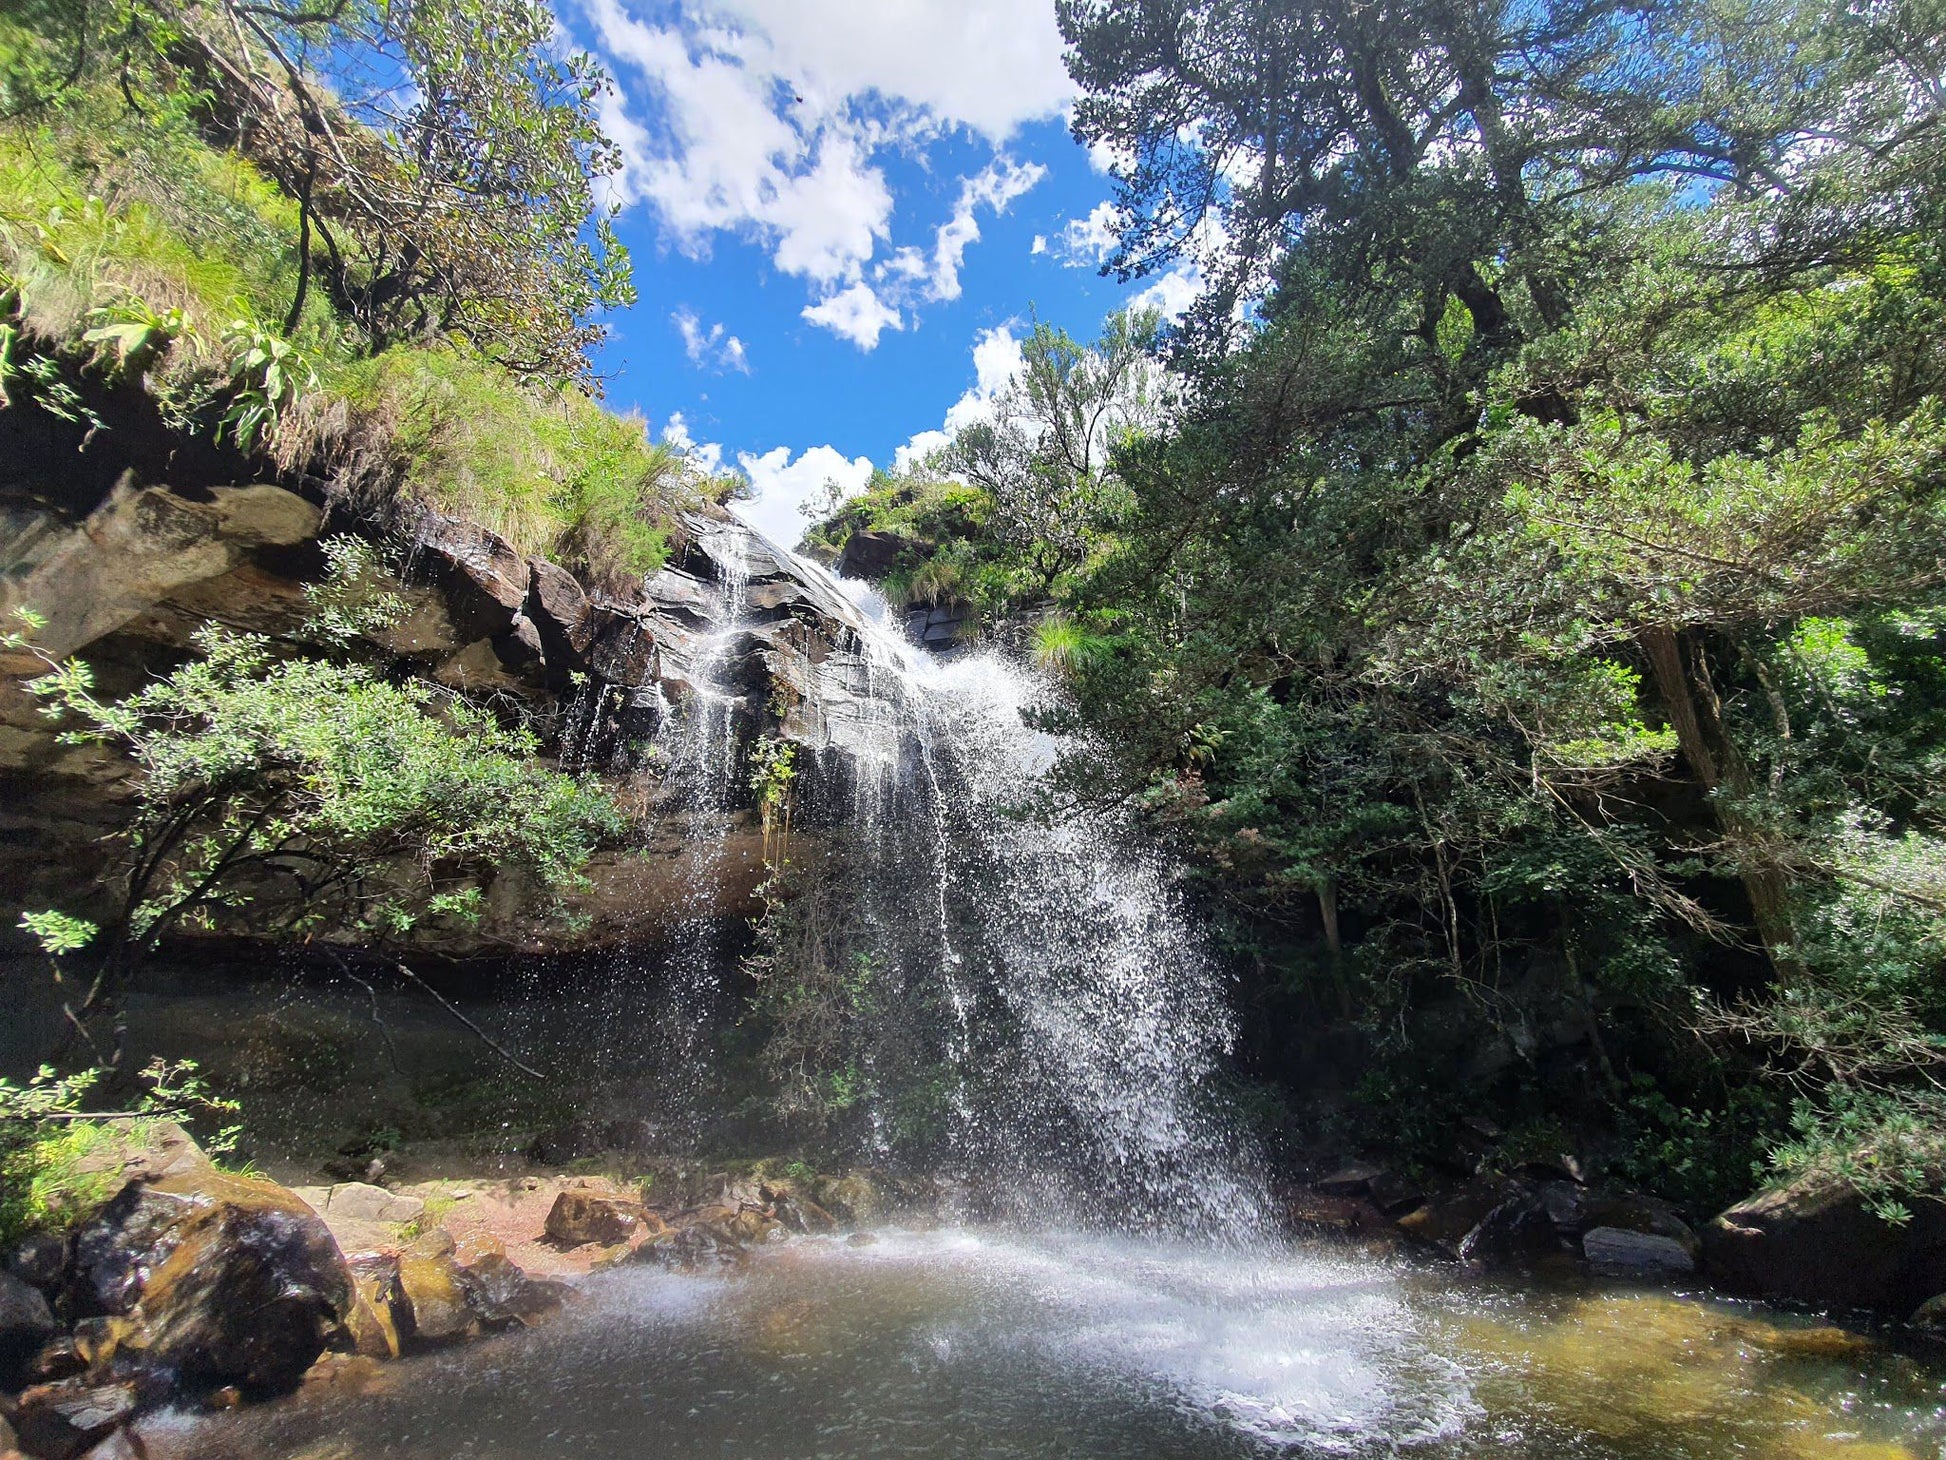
<box><xmin>555</xmin><ymin>0</ymin><xmax>1198</xmax><ymax>546</ymax></box>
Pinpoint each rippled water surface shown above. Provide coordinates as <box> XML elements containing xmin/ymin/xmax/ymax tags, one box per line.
<box><xmin>155</xmin><ymin>1230</ymin><xmax>1946</xmax><ymax>1460</ymax></box>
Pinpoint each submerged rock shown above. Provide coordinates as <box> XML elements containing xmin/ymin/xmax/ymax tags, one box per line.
<box><xmin>1582</xmin><ymin>1226</ymin><xmax>1695</xmax><ymax>1275</ymax></box>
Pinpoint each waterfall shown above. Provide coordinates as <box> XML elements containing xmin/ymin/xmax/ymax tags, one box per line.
<box><xmin>633</xmin><ymin>516</ymin><xmax>1268</xmax><ymax>1238</ymax></box>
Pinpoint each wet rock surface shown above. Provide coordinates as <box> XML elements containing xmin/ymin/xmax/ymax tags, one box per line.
<box><xmin>1703</xmin><ymin>1180</ymin><xmax>1946</xmax><ymax>1313</ymax></box>
<box><xmin>67</xmin><ymin>1167</ymin><xmax>353</xmax><ymax>1397</ymax></box>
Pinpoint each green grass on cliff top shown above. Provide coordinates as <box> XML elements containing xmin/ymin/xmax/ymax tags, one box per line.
<box><xmin>0</xmin><ymin>70</ymin><xmax>710</xmax><ymax>584</ymax></box>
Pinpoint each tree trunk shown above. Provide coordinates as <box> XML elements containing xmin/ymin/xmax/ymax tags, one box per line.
<box><xmin>1641</xmin><ymin>625</ymin><xmax>1802</xmax><ymax>977</ymax></box>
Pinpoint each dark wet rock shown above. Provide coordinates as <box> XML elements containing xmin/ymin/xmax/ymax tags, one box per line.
<box><xmin>838</xmin><ymin>530</ymin><xmax>906</xmax><ymax>579</ymax></box>
<box><xmin>67</xmin><ymin>1168</ymin><xmax>353</xmax><ymax>1398</ymax></box>
<box><xmin>1313</xmin><ymin>1163</ymin><xmax>1386</xmax><ymax>1197</ymax></box>
<box><xmin>527</xmin><ymin>559</ymin><xmax>595</xmax><ymax>660</ymax></box>
<box><xmin>1910</xmin><ymin>1292</ymin><xmax>1946</xmax><ymax>1333</ymax></box>
<box><xmin>0</xmin><ymin>1274</ymin><xmax>57</xmax><ymax>1389</ymax></box>
<box><xmin>7</xmin><ymin>1380</ymin><xmax>135</xmax><ymax>1460</ymax></box>
<box><xmin>1456</xmin><ymin>1193</ymin><xmax>1559</xmax><ymax>1267</ymax></box>
<box><xmin>21</xmin><ymin>1336</ymin><xmax>85</xmax><ymax>1387</ymax></box>
<box><xmin>1395</xmin><ymin>1176</ymin><xmax>1521</xmax><ymax>1256</ymax></box>
<box><xmin>1366</xmin><ymin>1172</ymin><xmax>1426</xmax><ymax>1217</ymax></box>
<box><xmin>1704</xmin><ymin>1181</ymin><xmax>1946</xmax><ymax>1314</ymax></box>
<box><xmin>583</xmin><ymin>604</ymin><xmax>659</xmax><ymax>686</ymax></box>
<box><xmin>455</xmin><ymin>1251</ymin><xmax>570</xmax><ymax>1330</ymax></box>
<box><xmin>1584</xmin><ymin>1194</ymin><xmax>1698</xmax><ymax>1256</ymax></box>
<box><xmin>543</xmin><ymin>1192</ymin><xmax>647</xmax><ymax>1247</ymax></box>
<box><xmin>492</xmin><ymin>613</ymin><xmax>545</xmax><ymax>674</ymax></box>
<box><xmin>771</xmin><ymin>1193</ymin><xmax>838</xmax><ymax>1236</ymax></box>
<box><xmin>3</xmin><ymin>1238</ymin><xmax>66</xmax><ymax>1295</ymax></box>
<box><xmin>1286</xmin><ymin>1191</ymin><xmax>1394</xmax><ymax>1240</ymax></box>
<box><xmin>414</xmin><ymin>514</ymin><xmax>531</xmax><ymax>642</ymax></box>
<box><xmin>1583</xmin><ymin>1226</ymin><xmax>1696</xmax><ymax>1275</ymax></box>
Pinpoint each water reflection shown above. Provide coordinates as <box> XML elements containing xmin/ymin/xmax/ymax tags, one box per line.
<box><xmin>153</xmin><ymin>1230</ymin><xmax>1946</xmax><ymax>1459</ymax></box>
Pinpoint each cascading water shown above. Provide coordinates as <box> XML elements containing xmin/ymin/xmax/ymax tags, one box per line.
<box><xmin>642</xmin><ymin>517</ymin><xmax>1267</xmax><ymax>1236</ymax></box>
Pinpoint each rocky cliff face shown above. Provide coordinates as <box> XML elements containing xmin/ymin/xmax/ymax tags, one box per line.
<box><xmin>0</xmin><ymin>473</ymin><xmax>888</xmax><ymax>959</ymax></box>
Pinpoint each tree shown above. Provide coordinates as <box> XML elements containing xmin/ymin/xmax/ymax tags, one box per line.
<box><xmin>4</xmin><ymin>0</ymin><xmax>634</xmax><ymax>385</ymax></box>
<box><xmin>1059</xmin><ymin>0</ymin><xmax>1847</xmax><ymax>360</ymax></box>
<box><xmin>948</xmin><ymin>309</ymin><xmax>1165</xmax><ymax>595</ymax></box>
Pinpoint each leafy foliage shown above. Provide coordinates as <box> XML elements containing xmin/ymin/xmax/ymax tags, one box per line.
<box><xmin>0</xmin><ymin>1057</ymin><xmax>241</xmax><ymax>1243</ymax></box>
<box><xmin>4</xmin><ymin>0</ymin><xmax>633</xmax><ymax>384</ymax></box>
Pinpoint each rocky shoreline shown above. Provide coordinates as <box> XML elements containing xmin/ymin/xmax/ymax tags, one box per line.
<box><xmin>0</xmin><ymin>1122</ymin><xmax>925</xmax><ymax>1460</ymax></box>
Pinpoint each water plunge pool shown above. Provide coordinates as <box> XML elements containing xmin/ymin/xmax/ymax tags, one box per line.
<box><xmin>153</xmin><ymin>1228</ymin><xmax>1946</xmax><ymax>1459</ymax></box>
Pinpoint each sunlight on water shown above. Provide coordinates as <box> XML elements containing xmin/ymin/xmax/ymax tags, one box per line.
<box><xmin>159</xmin><ymin>1229</ymin><xmax>1946</xmax><ymax>1460</ymax></box>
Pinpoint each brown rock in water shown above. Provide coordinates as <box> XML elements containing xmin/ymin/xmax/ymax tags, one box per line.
<box><xmin>8</xmin><ymin>1380</ymin><xmax>136</xmax><ymax>1460</ymax></box>
<box><xmin>67</xmin><ymin>1168</ymin><xmax>354</xmax><ymax>1398</ymax></box>
<box><xmin>1704</xmin><ymin>1181</ymin><xmax>1946</xmax><ymax>1314</ymax></box>
<box><xmin>393</xmin><ymin>1235</ymin><xmax>473</xmax><ymax>1346</ymax></box>
<box><xmin>771</xmin><ymin>1193</ymin><xmax>837</xmax><ymax>1235</ymax></box>
<box><xmin>455</xmin><ymin>1253</ymin><xmax>570</xmax><ymax>1330</ymax></box>
<box><xmin>543</xmin><ymin>1192</ymin><xmax>647</xmax><ymax>1247</ymax></box>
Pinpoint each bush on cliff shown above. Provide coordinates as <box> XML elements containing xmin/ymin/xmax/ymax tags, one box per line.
<box><xmin>8</xmin><ymin>548</ymin><xmax>627</xmax><ymax>1063</ymax></box>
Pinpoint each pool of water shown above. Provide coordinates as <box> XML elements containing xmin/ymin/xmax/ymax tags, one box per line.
<box><xmin>151</xmin><ymin>1229</ymin><xmax>1946</xmax><ymax>1459</ymax></box>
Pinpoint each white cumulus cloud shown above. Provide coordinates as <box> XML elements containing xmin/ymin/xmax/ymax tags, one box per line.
<box><xmin>661</xmin><ymin>411</ymin><xmax>727</xmax><ymax>476</ymax></box>
<box><xmin>801</xmin><ymin>282</ymin><xmax>904</xmax><ymax>350</ymax></box>
<box><xmin>579</xmin><ymin>0</ymin><xmax>1069</xmax><ymax>351</ymax></box>
<box><xmin>894</xmin><ymin>323</ymin><xmax>1025</xmax><ymax>469</ymax></box>
<box><xmin>735</xmin><ymin>443</ymin><xmax>876</xmax><ymax>547</ymax></box>
<box><xmin>1051</xmin><ymin>200</ymin><xmax>1121</xmax><ymax>267</ymax></box>
<box><xmin>703</xmin><ymin>0</ymin><xmax>1072</xmax><ymax>141</ymax></box>
<box><xmin>673</xmin><ymin>307</ymin><xmax>753</xmax><ymax>372</ymax></box>
<box><xmin>925</xmin><ymin>156</ymin><xmax>1047</xmax><ymax>303</ymax></box>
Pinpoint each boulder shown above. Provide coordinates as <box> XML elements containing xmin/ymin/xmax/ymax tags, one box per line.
<box><xmin>771</xmin><ymin>1193</ymin><xmax>837</xmax><ymax>1236</ymax></box>
<box><xmin>67</xmin><ymin>1167</ymin><xmax>354</xmax><ymax>1398</ymax></box>
<box><xmin>414</xmin><ymin>514</ymin><xmax>531</xmax><ymax>642</ymax></box>
<box><xmin>1313</xmin><ymin>1163</ymin><xmax>1386</xmax><ymax>1197</ymax></box>
<box><xmin>395</xmin><ymin>1250</ymin><xmax>472</xmax><ymax>1344</ymax></box>
<box><xmin>298</xmin><ymin>1182</ymin><xmax>426</xmax><ymax>1226</ymax></box>
<box><xmin>544</xmin><ymin>1192</ymin><xmax>647</xmax><ymax>1247</ymax></box>
<box><xmin>838</xmin><ymin>529</ymin><xmax>905</xmax><ymax>580</ymax></box>
<box><xmin>4</xmin><ymin>1236</ymin><xmax>67</xmax><ymax>1294</ymax></box>
<box><xmin>1910</xmin><ymin>1292</ymin><xmax>1946</xmax><ymax>1333</ymax></box>
<box><xmin>527</xmin><ymin>560</ymin><xmax>595</xmax><ymax>659</ymax></box>
<box><xmin>1583</xmin><ymin>1226</ymin><xmax>1696</xmax><ymax>1275</ymax></box>
<box><xmin>1703</xmin><ymin>1181</ymin><xmax>1946</xmax><ymax>1313</ymax></box>
<box><xmin>810</xmin><ymin>1174</ymin><xmax>885</xmax><ymax>1225</ymax></box>
<box><xmin>0</xmin><ymin>482</ymin><xmax>320</xmax><ymax>662</ymax></box>
<box><xmin>7</xmin><ymin>1380</ymin><xmax>135</xmax><ymax>1460</ymax></box>
<box><xmin>0</xmin><ymin>1273</ymin><xmax>57</xmax><ymax>1389</ymax></box>
<box><xmin>1584</xmin><ymin>1193</ymin><xmax>1698</xmax><ymax>1256</ymax></box>
<box><xmin>453</xmin><ymin>1253</ymin><xmax>570</xmax><ymax>1331</ymax></box>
